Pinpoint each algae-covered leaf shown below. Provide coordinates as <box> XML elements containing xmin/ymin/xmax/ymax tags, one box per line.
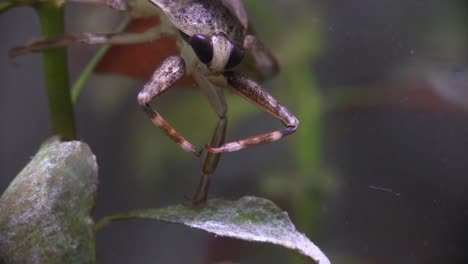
<box><xmin>0</xmin><ymin>139</ymin><xmax>98</xmax><ymax>263</ymax></box>
<box><xmin>96</xmin><ymin>196</ymin><xmax>330</xmax><ymax>264</ymax></box>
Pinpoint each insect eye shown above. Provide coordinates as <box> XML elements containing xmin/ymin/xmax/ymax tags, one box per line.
<box><xmin>225</xmin><ymin>44</ymin><xmax>245</xmax><ymax>69</ymax></box>
<box><xmin>190</xmin><ymin>34</ymin><xmax>214</xmax><ymax>64</ymax></box>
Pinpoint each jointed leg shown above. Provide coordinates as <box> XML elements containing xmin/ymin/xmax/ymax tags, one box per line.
<box><xmin>138</xmin><ymin>56</ymin><xmax>201</xmax><ymax>157</ymax></box>
<box><xmin>70</xmin><ymin>0</ymin><xmax>127</xmax><ymax>10</ymax></box>
<box><xmin>9</xmin><ymin>26</ymin><xmax>172</xmax><ymax>58</ymax></box>
<box><xmin>192</xmin><ymin>117</ymin><xmax>227</xmax><ymax>204</ymax></box>
<box><xmin>207</xmin><ymin>71</ymin><xmax>299</xmax><ymax>154</ymax></box>
<box><xmin>23</xmin><ymin>0</ymin><xmax>127</xmax><ymax>10</ymax></box>
<box><xmin>222</xmin><ymin>0</ymin><xmax>249</xmax><ymax>29</ymax></box>
<box><xmin>191</xmin><ymin>71</ymin><xmax>228</xmax><ymax>204</ymax></box>
<box><xmin>243</xmin><ymin>34</ymin><xmax>280</xmax><ymax>80</ymax></box>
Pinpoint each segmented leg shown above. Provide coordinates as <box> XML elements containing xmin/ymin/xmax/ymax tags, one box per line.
<box><xmin>9</xmin><ymin>26</ymin><xmax>171</xmax><ymax>58</ymax></box>
<box><xmin>71</xmin><ymin>0</ymin><xmax>128</xmax><ymax>10</ymax></box>
<box><xmin>25</xmin><ymin>0</ymin><xmax>128</xmax><ymax>9</ymax></box>
<box><xmin>222</xmin><ymin>0</ymin><xmax>249</xmax><ymax>29</ymax></box>
<box><xmin>192</xmin><ymin>117</ymin><xmax>227</xmax><ymax>204</ymax></box>
<box><xmin>207</xmin><ymin>71</ymin><xmax>299</xmax><ymax>154</ymax></box>
<box><xmin>243</xmin><ymin>34</ymin><xmax>279</xmax><ymax>79</ymax></box>
<box><xmin>138</xmin><ymin>56</ymin><xmax>201</xmax><ymax>157</ymax></box>
<box><xmin>191</xmin><ymin>71</ymin><xmax>228</xmax><ymax>204</ymax></box>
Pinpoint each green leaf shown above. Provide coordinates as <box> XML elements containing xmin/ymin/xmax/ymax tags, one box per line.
<box><xmin>0</xmin><ymin>139</ymin><xmax>98</xmax><ymax>263</ymax></box>
<box><xmin>96</xmin><ymin>196</ymin><xmax>330</xmax><ymax>264</ymax></box>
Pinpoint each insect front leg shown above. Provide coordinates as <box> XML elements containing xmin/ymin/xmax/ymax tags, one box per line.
<box><xmin>207</xmin><ymin>71</ymin><xmax>299</xmax><ymax>154</ymax></box>
<box><xmin>138</xmin><ymin>56</ymin><xmax>202</xmax><ymax>157</ymax></box>
<box><xmin>9</xmin><ymin>26</ymin><xmax>172</xmax><ymax>58</ymax></box>
<box><xmin>191</xmin><ymin>71</ymin><xmax>228</xmax><ymax>204</ymax></box>
<box><xmin>243</xmin><ymin>34</ymin><xmax>279</xmax><ymax>79</ymax></box>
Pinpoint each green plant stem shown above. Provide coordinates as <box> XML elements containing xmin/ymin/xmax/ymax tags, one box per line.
<box><xmin>0</xmin><ymin>0</ymin><xmax>15</xmax><ymax>14</ymax></box>
<box><xmin>71</xmin><ymin>17</ymin><xmax>131</xmax><ymax>104</ymax></box>
<box><xmin>71</xmin><ymin>45</ymin><xmax>110</xmax><ymax>105</ymax></box>
<box><xmin>36</xmin><ymin>2</ymin><xmax>76</xmax><ymax>140</ymax></box>
<box><xmin>94</xmin><ymin>213</ymin><xmax>135</xmax><ymax>233</ymax></box>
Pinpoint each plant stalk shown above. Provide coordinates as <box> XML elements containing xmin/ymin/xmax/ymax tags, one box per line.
<box><xmin>36</xmin><ymin>2</ymin><xmax>76</xmax><ymax>140</ymax></box>
<box><xmin>0</xmin><ymin>0</ymin><xmax>16</xmax><ymax>14</ymax></box>
<box><xmin>71</xmin><ymin>17</ymin><xmax>131</xmax><ymax>104</ymax></box>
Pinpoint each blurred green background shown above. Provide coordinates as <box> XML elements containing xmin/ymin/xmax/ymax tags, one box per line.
<box><xmin>1</xmin><ymin>0</ymin><xmax>468</xmax><ymax>263</ymax></box>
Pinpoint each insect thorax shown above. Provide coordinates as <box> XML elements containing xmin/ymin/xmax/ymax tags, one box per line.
<box><xmin>160</xmin><ymin>0</ymin><xmax>245</xmax><ymax>44</ymax></box>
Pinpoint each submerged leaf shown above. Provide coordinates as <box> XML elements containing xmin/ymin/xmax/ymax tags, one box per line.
<box><xmin>96</xmin><ymin>196</ymin><xmax>330</xmax><ymax>264</ymax></box>
<box><xmin>0</xmin><ymin>139</ymin><xmax>98</xmax><ymax>263</ymax></box>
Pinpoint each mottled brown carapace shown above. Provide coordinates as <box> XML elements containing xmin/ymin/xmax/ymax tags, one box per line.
<box><xmin>10</xmin><ymin>0</ymin><xmax>298</xmax><ymax>204</ymax></box>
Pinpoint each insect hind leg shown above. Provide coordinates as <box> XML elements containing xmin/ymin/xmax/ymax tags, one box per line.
<box><xmin>192</xmin><ymin>117</ymin><xmax>227</xmax><ymax>205</ymax></box>
<box><xmin>191</xmin><ymin>71</ymin><xmax>228</xmax><ymax>205</ymax></box>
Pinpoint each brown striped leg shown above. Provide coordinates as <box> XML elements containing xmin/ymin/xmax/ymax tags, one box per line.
<box><xmin>21</xmin><ymin>0</ymin><xmax>128</xmax><ymax>9</ymax></box>
<box><xmin>191</xmin><ymin>72</ymin><xmax>228</xmax><ymax>204</ymax></box>
<box><xmin>138</xmin><ymin>56</ymin><xmax>201</xmax><ymax>157</ymax></box>
<box><xmin>69</xmin><ymin>0</ymin><xmax>128</xmax><ymax>10</ymax></box>
<box><xmin>207</xmin><ymin>71</ymin><xmax>299</xmax><ymax>154</ymax></box>
<box><xmin>9</xmin><ymin>26</ymin><xmax>171</xmax><ymax>58</ymax></box>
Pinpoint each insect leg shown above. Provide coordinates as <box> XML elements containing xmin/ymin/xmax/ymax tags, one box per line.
<box><xmin>24</xmin><ymin>0</ymin><xmax>128</xmax><ymax>10</ymax></box>
<box><xmin>207</xmin><ymin>71</ymin><xmax>299</xmax><ymax>154</ymax></box>
<box><xmin>138</xmin><ymin>56</ymin><xmax>201</xmax><ymax>157</ymax></box>
<box><xmin>68</xmin><ymin>0</ymin><xmax>128</xmax><ymax>11</ymax></box>
<box><xmin>222</xmin><ymin>0</ymin><xmax>249</xmax><ymax>29</ymax></box>
<box><xmin>9</xmin><ymin>26</ymin><xmax>172</xmax><ymax>58</ymax></box>
<box><xmin>191</xmin><ymin>71</ymin><xmax>228</xmax><ymax>204</ymax></box>
<box><xmin>243</xmin><ymin>34</ymin><xmax>279</xmax><ymax>80</ymax></box>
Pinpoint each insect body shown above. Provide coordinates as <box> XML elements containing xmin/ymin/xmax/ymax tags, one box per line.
<box><xmin>11</xmin><ymin>0</ymin><xmax>299</xmax><ymax>204</ymax></box>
